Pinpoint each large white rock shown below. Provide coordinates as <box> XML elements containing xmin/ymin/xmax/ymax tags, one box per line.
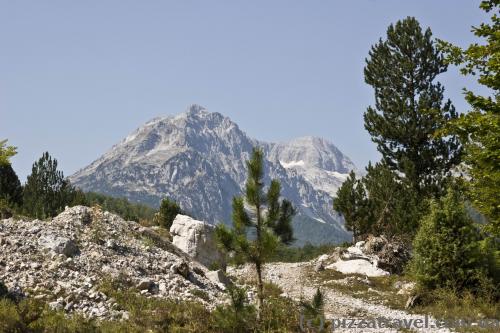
<box><xmin>326</xmin><ymin>259</ymin><xmax>389</xmax><ymax>277</ymax></box>
<box><xmin>170</xmin><ymin>215</ymin><xmax>225</xmax><ymax>269</ymax></box>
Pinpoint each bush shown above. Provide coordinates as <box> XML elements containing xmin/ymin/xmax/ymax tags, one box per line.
<box><xmin>213</xmin><ymin>285</ymin><xmax>256</xmax><ymax>332</ymax></box>
<box><xmin>154</xmin><ymin>197</ymin><xmax>182</xmax><ymax>229</ymax></box>
<box><xmin>299</xmin><ymin>288</ymin><xmax>329</xmax><ymax>332</ymax></box>
<box><xmin>0</xmin><ymin>198</ymin><xmax>13</xmax><ymax>219</ymax></box>
<box><xmin>410</xmin><ymin>187</ymin><xmax>492</xmax><ymax>293</ymax></box>
<box><xmin>0</xmin><ymin>163</ymin><xmax>23</xmax><ymax>208</ymax></box>
<box><xmin>0</xmin><ymin>298</ymin><xmax>97</xmax><ymax>333</ymax></box>
<box><xmin>0</xmin><ymin>278</ymin><xmax>304</xmax><ymax>333</ymax></box>
<box><xmin>0</xmin><ymin>281</ymin><xmax>8</xmax><ymax>299</ymax></box>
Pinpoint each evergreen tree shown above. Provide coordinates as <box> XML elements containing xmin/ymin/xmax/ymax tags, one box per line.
<box><xmin>154</xmin><ymin>197</ymin><xmax>182</xmax><ymax>229</ymax></box>
<box><xmin>410</xmin><ymin>187</ymin><xmax>490</xmax><ymax>292</ymax></box>
<box><xmin>334</xmin><ymin>164</ymin><xmax>422</xmax><ymax>239</ymax></box>
<box><xmin>438</xmin><ymin>0</ymin><xmax>499</xmax><ymax>235</ymax></box>
<box><xmin>364</xmin><ymin>17</ymin><xmax>461</xmax><ymax>197</ymax></box>
<box><xmin>333</xmin><ymin>171</ymin><xmax>372</xmax><ymax>240</ymax></box>
<box><xmin>23</xmin><ymin>152</ymin><xmax>76</xmax><ymax>219</ymax></box>
<box><xmin>300</xmin><ymin>288</ymin><xmax>327</xmax><ymax>331</ymax></box>
<box><xmin>215</xmin><ymin>148</ymin><xmax>295</xmax><ymax>317</ymax></box>
<box><xmin>0</xmin><ymin>140</ymin><xmax>17</xmax><ymax>166</ymax></box>
<box><xmin>0</xmin><ymin>164</ymin><xmax>23</xmax><ymax>207</ymax></box>
<box><xmin>363</xmin><ymin>162</ymin><xmax>421</xmax><ymax>237</ymax></box>
<box><xmin>0</xmin><ymin>140</ymin><xmax>22</xmax><ymax>208</ymax></box>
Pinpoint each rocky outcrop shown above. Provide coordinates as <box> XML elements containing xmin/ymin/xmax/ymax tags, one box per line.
<box><xmin>170</xmin><ymin>214</ymin><xmax>225</xmax><ymax>269</ymax></box>
<box><xmin>362</xmin><ymin>235</ymin><xmax>411</xmax><ymax>274</ymax></box>
<box><xmin>315</xmin><ymin>236</ymin><xmax>411</xmax><ymax>277</ymax></box>
<box><xmin>324</xmin><ymin>241</ymin><xmax>389</xmax><ymax>277</ymax></box>
<box><xmin>0</xmin><ymin>206</ymin><xmax>225</xmax><ymax>320</ymax></box>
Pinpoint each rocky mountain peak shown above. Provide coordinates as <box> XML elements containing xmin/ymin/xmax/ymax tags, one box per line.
<box><xmin>185</xmin><ymin>103</ymin><xmax>207</xmax><ymax>115</ymax></box>
<box><xmin>70</xmin><ymin>105</ymin><xmax>355</xmax><ymax>245</ymax></box>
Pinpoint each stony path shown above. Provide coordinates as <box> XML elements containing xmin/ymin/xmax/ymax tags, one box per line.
<box><xmin>230</xmin><ymin>262</ymin><xmax>453</xmax><ymax>333</ymax></box>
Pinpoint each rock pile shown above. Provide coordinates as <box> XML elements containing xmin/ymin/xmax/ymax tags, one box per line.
<box><xmin>362</xmin><ymin>235</ymin><xmax>411</xmax><ymax>274</ymax></box>
<box><xmin>0</xmin><ymin>206</ymin><xmax>226</xmax><ymax>320</ymax></box>
<box><xmin>317</xmin><ymin>235</ymin><xmax>411</xmax><ymax>277</ymax></box>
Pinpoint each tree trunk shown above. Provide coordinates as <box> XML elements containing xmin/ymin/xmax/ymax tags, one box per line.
<box><xmin>255</xmin><ymin>260</ymin><xmax>264</xmax><ymax>320</ymax></box>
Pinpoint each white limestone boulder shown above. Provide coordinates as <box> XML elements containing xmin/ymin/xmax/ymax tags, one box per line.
<box><xmin>326</xmin><ymin>259</ymin><xmax>389</xmax><ymax>277</ymax></box>
<box><xmin>170</xmin><ymin>215</ymin><xmax>225</xmax><ymax>269</ymax></box>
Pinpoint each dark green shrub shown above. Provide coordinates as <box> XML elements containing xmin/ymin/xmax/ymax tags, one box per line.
<box><xmin>0</xmin><ymin>281</ymin><xmax>8</xmax><ymax>299</ymax></box>
<box><xmin>410</xmin><ymin>188</ymin><xmax>491</xmax><ymax>293</ymax></box>
<box><xmin>0</xmin><ymin>163</ymin><xmax>22</xmax><ymax>208</ymax></box>
<box><xmin>23</xmin><ymin>152</ymin><xmax>77</xmax><ymax>219</ymax></box>
<box><xmin>154</xmin><ymin>197</ymin><xmax>182</xmax><ymax>229</ymax></box>
<box><xmin>213</xmin><ymin>285</ymin><xmax>256</xmax><ymax>332</ymax></box>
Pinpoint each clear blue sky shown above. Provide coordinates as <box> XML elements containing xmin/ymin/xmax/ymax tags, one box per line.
<box><xmin>0</xmin><ymin>0</ymin><xmax>489</xmax><ymax>181</ymax></box>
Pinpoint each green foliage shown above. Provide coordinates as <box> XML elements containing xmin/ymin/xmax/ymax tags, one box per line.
<box><xmin>364</xmin><ymin>17</ymin><xmax>461</xmax><ymax>198</ymax></box>
<box><xmin>363</xmin><ymin>162</ymin><xmax>422</xmax><ymax>237</ymax></box>
<box><xmin>0</xmin><ymin>277</ymin><xmax>299</xmax><ymax>332</ymax></box>
<box><xmin>0</xmin><ymin>298</ymin><xmax>98</xmax><ymax>333</ymax></box>
<box><xmin>215</xmin><ymin>147</ymin><xmax>295</xmax><ymax>315</ymax></box>
<box><xmin>22</xmin><ymin>152</ymin><xmax>77</xmax><ymax>219</ymax></box>
<box><xmin>98</xmin><ymin>277</ymin><xmax>299</xmax><ymax>332</ymax></box>
<box><xmin>213</xmin><ymin>285</ymin><xmax>256</xmax><ymax>332</ymax></box>
<box><xmin>410</xmin><ymin>187</ymin><xmax>493</xmax><ymax>293</ymax></box>
<box><xmin>75</xmin><ymin>191</ymin><xmax>156</xmax><ymax>223</ymax></box>
<box><xmin>0</xmin><ymin>139</ymin><xmax>22</xmax><ymax>211</ymax></box>
<box><xmin>438</xmin><ymin>0</ymin><xmax>500</xmax><ymax>235</ymax></box>
<box><xmin>300</xmin><ymin>288</ymin><xmax>328</xmax><ymax>332</ymax></box>
<box><xmin>333</xmin><ymin>171</ymin><xmax>371</xmax><ymax>239</ymax></box>
<box><xmin>154</xmin><ymin>197</ymin><xmax>182</xmax><ymax>229</ymax></box>
<box><xmin>334</xmin><ymin>163</ymin><xmax>422</xmax><ymax>239</ymax></box>
<box><xmin>413</xmin><ymin>288</ymin><xmax>500</xmax><ymax>329</ymax></box>
<box><xmin>0</xmin><ymin>198</ymin><xmax>14</xmax><ymax>219</ymax></box>
<box><xmin>0</xmin><ymin>163</ymin><xmax>23</xmax><ymax>207</ymax></box>
<box><xmin>0</xmin><ymin>139</ymin><xmax>17</xmax><ymax>166</ymax></box>
<box><xmin>0</xmin><ymin>281</ymin><xmax>7</xmax><ymax>299</ymax></box>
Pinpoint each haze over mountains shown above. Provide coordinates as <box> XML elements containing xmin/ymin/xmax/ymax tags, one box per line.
<box><xmin>70</xmin><ymin>105</ymin><xmax>356</xmax><ymax>245</ymax></box>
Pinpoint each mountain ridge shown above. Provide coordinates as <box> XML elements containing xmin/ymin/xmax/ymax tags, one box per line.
<box><xmin>70</xmin><ymin>104</ymin><xmax>354</xmax><ymax>245</ymax></box>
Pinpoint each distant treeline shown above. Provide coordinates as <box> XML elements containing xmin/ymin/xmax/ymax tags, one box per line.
<box><xmin>73</xmin><ymin>191</ymin><xmax>157</xmax><ymax>223</ymax></box>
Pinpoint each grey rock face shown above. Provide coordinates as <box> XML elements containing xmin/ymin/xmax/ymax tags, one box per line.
<box><xmin>70</xmin><ymin>105</ymin><xmax>355</xmax><ymax>245</ymax></box>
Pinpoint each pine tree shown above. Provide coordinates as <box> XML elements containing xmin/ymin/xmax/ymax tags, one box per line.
<box><xmin>334</xmin><ymin>164</ymin><xmax>422</xmax><ymax>239</ymax></box>
<box><xmin>0</xmin><ymin>140</ymin><xmax>17</xmax><ymax>166</ymax></box>
<box><xmin>364</xmin><ymin>17</ymin><xmax>461</xmax><ymax>198</ymax></box>
<box><xmin>410</xmin><ymin>187</ymin><xmax>489</xmax><ymax>292</ymax></box>
<box><xmin>0</xmin><ymin>164</ymin><xmax>23</xmax><ymax>207</ymax></box>
<box><xmin>215</xmin><ymin>148</ymin><xmax>295</xmax><ymax>317</ymax></box>
<box><xmin>333</xmin><ymin>171</ymin><xmax>372</xmax><ymax>240</ymax></box>
<box><xmin>0</xmin><ymin>140</ymin><xmax>22</xmax><ymax>208</ymax></box>
<box><xmin>363</xmin><ymin>162</ymin><xmax>421</xmax><ymax>237</ymax></box>
<box><xmin>438</xmin><ymin>0</ymin><xmax>499</xmax><ymax>235</ymax></box>
<box><xmin>23</xmin><ymin>152</ymin><xmax>76</xmax><ymax>219</ymax></box>
<box><xmin>154</xmin><ymin>197</ymin><xmax>182</xmax><ymax>229</ymax></box>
